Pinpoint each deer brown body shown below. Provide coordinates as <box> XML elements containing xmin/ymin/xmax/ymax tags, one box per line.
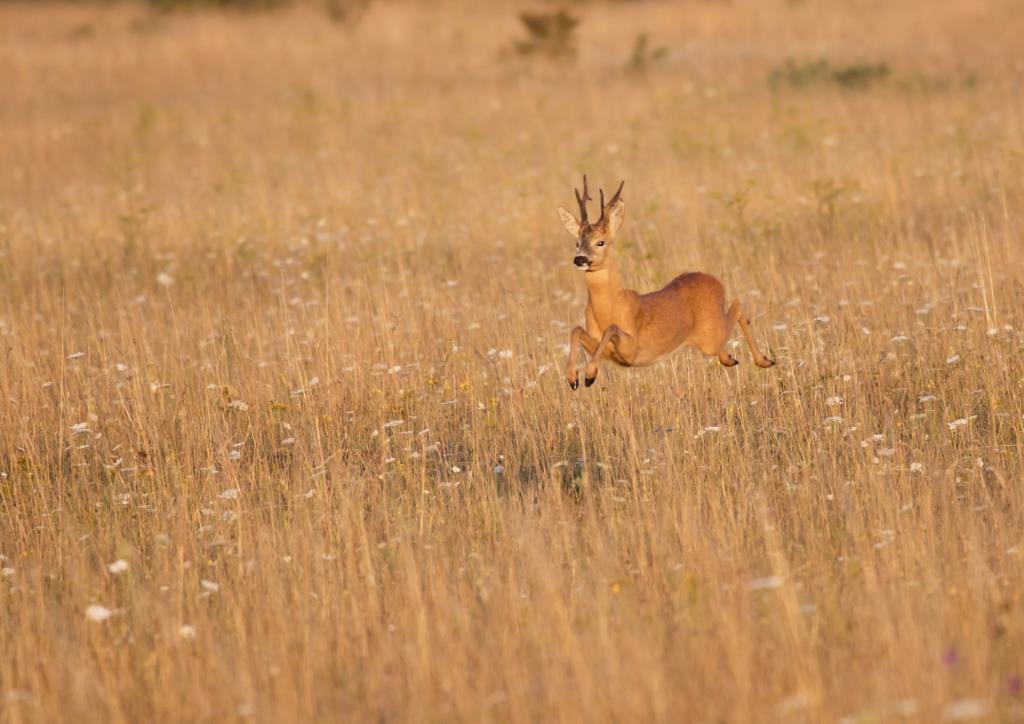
<box><xmin>559</xmin><ymin>176</ymin><xmax>775</xmax><ymax>389</ymax></box>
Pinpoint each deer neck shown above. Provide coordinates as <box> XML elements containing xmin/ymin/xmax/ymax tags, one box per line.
<box><xmin>585</xmin><ymin>255</ymin><xmax>625</xmax><ymax>322</ymax></box>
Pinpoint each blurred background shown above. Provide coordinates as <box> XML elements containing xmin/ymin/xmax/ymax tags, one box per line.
<box><xmin>2</xmin><ymin>1</ymin><xmax>1023</xmax><ymax>723</ymax></box>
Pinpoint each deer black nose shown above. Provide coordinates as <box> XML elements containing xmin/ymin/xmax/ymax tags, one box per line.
<box><xmin>573</xmin><ymin>256</ymin><xmax>590</xmax><ymax>267</ymax></box>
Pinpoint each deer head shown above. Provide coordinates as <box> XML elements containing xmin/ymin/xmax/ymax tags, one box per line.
<box><xmin>558</xmin><ymin>175</ymin><xmax>625</xmax><ymax>271</ymax></box>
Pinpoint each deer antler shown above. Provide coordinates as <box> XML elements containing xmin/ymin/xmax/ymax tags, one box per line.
<box><xmin>574</xmin><ymin>175</ymin><xmax>592</xmax><ymax>225</ymax></box>
<box><xmin>597</xmin><ymin>180</ymin><xmax>625</xmax><ymax>225</ymax></box>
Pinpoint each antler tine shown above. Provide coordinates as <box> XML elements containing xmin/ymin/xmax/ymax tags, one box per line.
<box><xmin>593</xmin><ymin>179</ymin><xmax>622</xmax><ymax>223</ymax></box>
<box><xmin>608</xmin><ymin>179</ymin><xmax>625</xmax><ymax>206</ymax></box>
<box><xmin>574</xmin><ymin>189</ymin><xmax>587</xmax><ymax>224</ymax></box>
<box><xmin>574</xmin><ymin>174</ymin><xmax>592</xmax><ymax>224</ymax></box>
<box><xmin>596</xmin><ymin>180</ymin><xmax>624</xmax><ymax>224</ymax></box>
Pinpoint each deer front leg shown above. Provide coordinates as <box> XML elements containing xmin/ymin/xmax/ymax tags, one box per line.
<box><xmin>584</xmin><ymin>325</ymin><xmax>637</xmax><ymax>387</ymax></box>
<box><xmin>566</xmin><ymin>326</ymin><xmax>600</xmax><ymax>390</ymax></box>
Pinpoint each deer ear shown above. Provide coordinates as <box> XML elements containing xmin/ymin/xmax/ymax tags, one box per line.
<box><xmin>603</xmin><ymin>199</ymin><xmax>625</xmax><ymax>236</ymax></box>
<box><xmin>558</xmin><ymin>207</ymin><xmax>581</xmax><ymax>237</ymax></box>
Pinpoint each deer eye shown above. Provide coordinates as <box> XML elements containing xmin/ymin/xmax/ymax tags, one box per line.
<box><xmin>596</xmin><ymin>240</ymin><xmax>605</xmax><ymax>247</ymax></box>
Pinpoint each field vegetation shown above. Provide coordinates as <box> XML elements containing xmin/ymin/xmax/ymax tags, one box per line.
<box><xmin>1</xmin><ymin>0</ymin><xmax>1023</xmax><ymax>721</ymax></box>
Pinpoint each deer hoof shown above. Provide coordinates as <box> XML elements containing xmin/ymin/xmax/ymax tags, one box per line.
<box><xmin>584</xmin><ymin>375</ymin><xmax>596</xmax><ymax>387</ymax></box>
<box><xmin>568</xmin><ymin>377</ymin><xmax>579</xmax><ymax>390</ymax></box>
<box><xmin>758</xmin><ymin>358</ymin><xmax>776</xmax><ymax>368</ymax></box>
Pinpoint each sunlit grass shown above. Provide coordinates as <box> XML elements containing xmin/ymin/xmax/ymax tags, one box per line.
<box><xmin>1</xmin><ymin>1</ymin><xmax>1023</xmax><ymax>721</ymax></box>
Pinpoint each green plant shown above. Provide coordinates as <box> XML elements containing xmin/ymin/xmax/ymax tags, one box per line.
<box><xmin>626</xmin><ymin>33</ymin><xmax>668</xmax><ymax>73</ymax></box>
<box><xmin>768</xmin><ymin>58</ymin><xmax>831</xmax><ymax>88</ymax></box>
<box><xmin>515</xmin><ymin>10</ymin><xmax>580</xmax><ymax>59</ymax></box>
<box><xmin>832</xmin><ymin>62</ymin><xmax>889</xmax><ymax>88</ymax></box>
<box><xmin>323</xmin><ymin>0</ymin><xmax>370</xmax><ymax>24</ymax></box>
<box><xmin>144</xmin><ymin>0</ymin><xmax>288</xmax><ymax>10</ymax></box>
<box><xmin>809</xmin><ymin>177</ymin><xmax>859</xmax><ymax>222</ymax></box>
<box><xmin>711</xmin><ymin>180</ymin><xmax>756</xmax><ymax>241</ymax></box>
<box><xmin>769</xmin><ymin>57</ymin><xmax>890</xmax><ymax>90</ymax></box>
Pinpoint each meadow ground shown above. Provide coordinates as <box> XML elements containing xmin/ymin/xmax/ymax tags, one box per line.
<box><xmin>1</xmin><ymin>1</ymin><xmax>1023</xmax><ymax>721</ymax></box>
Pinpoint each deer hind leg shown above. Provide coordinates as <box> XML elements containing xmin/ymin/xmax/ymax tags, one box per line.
<box><xmin>698</xmin><ymin>301</ymin><xmax>741</xmax><ymax>367</ymax></box>
<box><xmin>729</xmin><ymin>299</ymin><xmax>775</xmax><ymax>368</ymax></box>
<box><xmin>566</xmin><ymin>326</ymin><xmax>600</xmax><ymax>390</ymax></box>
<box><xmin>584</xmin><ymin>325</ymin><xmax>637</xmax><ymax>387</ymax></box>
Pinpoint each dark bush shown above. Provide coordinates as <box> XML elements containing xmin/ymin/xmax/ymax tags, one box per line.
<box><xmin>514</xmin><ymin>10</ymin><xmax>581</xmax><ymax>60</ymax></box>
<box><xmin>769</xmin><ymin>57</ymin><xmax>890</xmax><ymax>90</ymax></box>
<box><xmin>144</xmin><ymin>0</ymin><xmax>288</xmax><ymax>8</ymax></box>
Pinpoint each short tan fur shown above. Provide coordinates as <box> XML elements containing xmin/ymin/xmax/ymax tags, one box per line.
<box><xmin>559</xmin><ymin>176</ymin><xmax>776</xmax><ymax>389</ymax></box>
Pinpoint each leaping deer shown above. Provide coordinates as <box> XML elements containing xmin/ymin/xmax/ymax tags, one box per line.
<box><xmin>559</xmin><ymin>176</ymin><xmax>775</xmax><ymax>389</ymax></box>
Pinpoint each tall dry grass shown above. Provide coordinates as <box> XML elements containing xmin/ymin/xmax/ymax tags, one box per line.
<box><xmin>1</xmin><ymin>1</ymin><xmax>1023</xmax><ymax>721</ymax></box>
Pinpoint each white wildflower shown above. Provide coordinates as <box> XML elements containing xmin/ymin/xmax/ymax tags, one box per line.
<box><xmin>70</xmin><ymin>422</ymin><xmax>90</xmax><ymax>435</ymax></box>
<box><xmin>85</xmin><ymin>604</ymin><xmax>114</xmax><ymax>622</ymax></box>
<box><xmin>237</xmin><ymin>703</ymin><xmax>256</xmax><ymax>718</ymax></box>
<box><xmin>776</xmin><ymin>693</ymin><xmax>809</xmax><ymax>715</ymax></box>
<box><xmin>942</xmin><ymin>699</ymin><xmax>990</xmax><ymax>721</ymax></box>
<box><xmin>179</xmin><ymin>624</ymin><xmax>197</xmax><ymax>640</ymax></box>
<box><xmin>748</xmin><ymin>576</ymin><xmax>785</xmax><ymax>591</ymax></box>
<box><xmin>894</xmin><ymin>699</ymin><xmax>920</xmax><ymax>716</ymax></box>
<box><xmin>200</xmin><ymin>579</ymin><xmax>220</xmax><ymax>593</ymax></box>
<box><xmin>156</xmin><ymin>272</ymin><xmax>174</xmax><ymax>287</ymax></box>
<box><xmin>107</xmin><ymin>559</ymin><xmax>129</xmax><ymax>574</ymax></box>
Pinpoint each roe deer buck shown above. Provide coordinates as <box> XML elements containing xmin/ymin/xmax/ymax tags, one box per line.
<box><xmin>558</xmin><ymin>176</ymin><xmax>775</xmax><ymax>389</ymax></box>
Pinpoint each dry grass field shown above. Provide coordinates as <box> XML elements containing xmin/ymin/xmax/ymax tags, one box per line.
<box><xmin>1</xmin><ymin>0</ymin><xmax>1023</xmax><ymax>721</ymax></box>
